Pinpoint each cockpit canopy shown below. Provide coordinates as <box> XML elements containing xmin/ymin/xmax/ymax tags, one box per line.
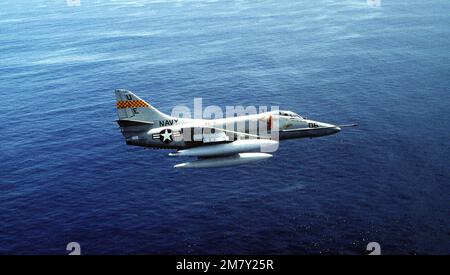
<box><xmin>278</xmin><ymin>110</ymin><xmax>303</xmax><ymax>119</ymax></box>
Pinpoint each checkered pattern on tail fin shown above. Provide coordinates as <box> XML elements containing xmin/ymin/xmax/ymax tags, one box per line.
<box><xmin>115</xmin><ymin>89</ymin><xmax>172</xmax><ymax>122</ymax></box>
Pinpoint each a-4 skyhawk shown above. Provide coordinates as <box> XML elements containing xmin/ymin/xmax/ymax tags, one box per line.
<box><xmin>115</xmin><ymin>89</ymin><xmax>357</xmax><ymax>168</ymax></box>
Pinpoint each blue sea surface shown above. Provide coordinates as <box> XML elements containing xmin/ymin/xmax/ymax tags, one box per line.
<box><xmin>0</xmin><ymin>0</ymin><xmax>449</xmax><ymax>254</ymax></box>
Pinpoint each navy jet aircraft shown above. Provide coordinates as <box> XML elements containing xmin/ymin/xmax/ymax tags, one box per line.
<box><xmin>115</xmin><ymin>89</ymin><xmax>357</xmax><ymax>168</ymax></box>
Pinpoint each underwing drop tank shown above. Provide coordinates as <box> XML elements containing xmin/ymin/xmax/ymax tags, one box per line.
<box><xmin>169</xmin><ymin>139</ymin><xmax>278</xmax><ymax>158</ymax></box>
<box><xmin>174</xmin><ymin>153</ymin><xmax>272</xmax><ymax>169</ymax></box>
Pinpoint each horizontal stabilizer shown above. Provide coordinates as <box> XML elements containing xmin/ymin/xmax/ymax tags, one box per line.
<box><xmin>116</xmin><ymin>119</ymin><xmax>155</xmax><ymax>127</ymax></box>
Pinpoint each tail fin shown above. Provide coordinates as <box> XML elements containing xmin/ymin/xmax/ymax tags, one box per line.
<box><xmin>115</xmin><ymin>89</ymin><xmax>173</xmax><ymax>123</ymax></box>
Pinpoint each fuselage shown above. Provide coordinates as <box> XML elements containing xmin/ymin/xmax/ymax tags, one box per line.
<box><xmin>124</xmin><ymin>110</ymin><xmax>341</xmax><ymax>149</ymax></box>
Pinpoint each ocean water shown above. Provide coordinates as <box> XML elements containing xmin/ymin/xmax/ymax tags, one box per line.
<box><xmin>0</xmin><ymin>0</ymin><xmax>449</xmax><ymax>255</ymax></box>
